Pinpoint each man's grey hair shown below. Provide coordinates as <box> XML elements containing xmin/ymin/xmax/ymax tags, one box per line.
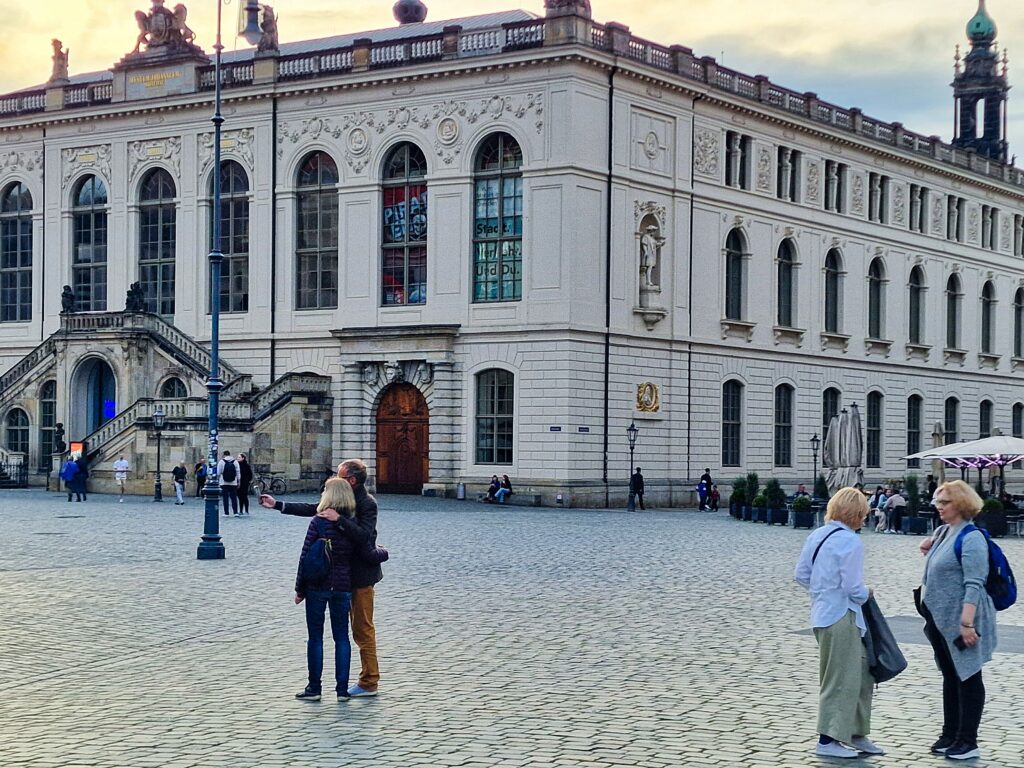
<box><xmin>339</xmin><ymin>459</ymin><xmax>368</xmax><ymax>486</ymax></box>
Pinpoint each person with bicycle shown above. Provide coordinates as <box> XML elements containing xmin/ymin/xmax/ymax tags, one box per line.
<box><xmin>237</xmin><ymin>453</ymin><xmax>254</xmax><ymax>515</ymax></box>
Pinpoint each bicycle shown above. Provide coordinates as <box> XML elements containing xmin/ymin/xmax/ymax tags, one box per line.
<box><xmin>251</xmin><ymin>472</ymin><xmax>287</xmax><ymax>496</ymax></box>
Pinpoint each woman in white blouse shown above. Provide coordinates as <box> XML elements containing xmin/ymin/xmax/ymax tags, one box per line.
<box><xmin>795</xmin><ymin>487</ymin><xmax>882</xmax><ymax>759</ymax></box>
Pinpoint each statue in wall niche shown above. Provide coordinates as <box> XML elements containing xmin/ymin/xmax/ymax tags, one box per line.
<box><xmin>124</xmin><ymin>282</ymin><xmax>145</xmax><ymax>313</ymax></box>
<box><xmin>257</xmin><ymin>5</ymin><xmax>279</xmax><ymax>53</ymax></box>
<box><xmin>54</xmin><ymin>423</ymin><xmax>66</xmax><ymax>454</ymax></box>
<box><xmin>49</xmin><ymin>39</ymin><xmax>69</xmax><ymax>83</ymax></box>
<box><xmin>60</xmin><ymin>285</ymin><xmax>75</xmax><ymax>314</ymax></box>
<box><xmin>639</xmin><ymin>224</ymin><xmax>664</xmax><ymax>293</ymax></box>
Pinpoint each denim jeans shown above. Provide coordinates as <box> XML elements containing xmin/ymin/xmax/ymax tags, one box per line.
<box><xmin>304</xmin><ymin>590</ymin><xmax>353</xmax><ymax>695</ymax></box>
<box><xmin>495</xmin><ymin>488</ymin><xmax>511</xmax><ymax>504</ymax></box>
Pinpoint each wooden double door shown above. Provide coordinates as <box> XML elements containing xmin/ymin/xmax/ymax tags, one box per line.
<box><xmin>376</xmin><ymin>383</ymin><xmax>429</xmax><ymax>494</ymax></box>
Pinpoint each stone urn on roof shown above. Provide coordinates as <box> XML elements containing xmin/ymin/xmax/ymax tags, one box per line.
<box><xmin>393</xmin><ymin>0</ymin><xmax>428</xmax><ymax>24</ymax></box>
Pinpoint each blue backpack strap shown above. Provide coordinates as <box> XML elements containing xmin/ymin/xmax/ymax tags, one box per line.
<box><xmin>953</xmin><ymin>523</ymin><xmax>981</xmax><ymax>563</ymax></box>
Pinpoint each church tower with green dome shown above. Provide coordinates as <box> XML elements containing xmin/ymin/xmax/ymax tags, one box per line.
<box><xmin>952</xmin><ymin>0</ymin><xmax>1009</xmax><ymax>162</ymax></box>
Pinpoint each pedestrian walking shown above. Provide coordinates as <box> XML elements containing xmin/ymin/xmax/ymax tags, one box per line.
<box><xmin>917</xmin><ymin>480</ymin><xmax>999</xmax><ymax>761</ymax></box>
<box><xmin>630</xmin><ymin>467</ymin><xmax>645</xmax><ymax>510</ymax></box>
<box><xmin>794</xmin><ymin>487</ymin><xmax>883</xmax><ymax>759</ymax></box>
<box><xmin>171</xmin><ymin>461</ymin><xmax>188</xmax><ymax>505</ymax></box>
<box><xmin>293</xmin><ymin>478</ymin><xmax>360</xmax><ymax>701</ymax></box>
<box><xmin>709</xmin><ymin>484</ymin><xmax>720</xmax><ymax>511</ymax></box>
<box><xmin>73</xmin><ymin>456</ymin><xmax>89</xmax><ymax>502</ymax></box>
<box><xmin>113</xmin><ymin>455</ymin><xmax>129</xmax><ymax>502</ymax></box>
<box><xmin>60</xmin><ymin>457</ymin><xmax>80</xmax><ymax>502</ymax></box>
<box><xmin>194</xmin><ymin>461</ymin><xmax>207</xmax><ymax>496</ymax></box>
<box><xmin>263</xmin><ymin>458</ymin><xmax>384</xmax><ymax>697</ymax></box>
<box><xmin>217</xmin><ymin>451</ymin><xmax>240</xmax><ymax>516</ymax></box>
<box><xmin>237</xmin><ymin>453</ymin><xmax>253</xmax><ymax>515</ymax></box>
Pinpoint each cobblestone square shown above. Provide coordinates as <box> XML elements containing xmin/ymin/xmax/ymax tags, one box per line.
<box><xmin>0</xmin><ymin>490</ymin><xmax>1022</xmax><ymax>767</ymax></box>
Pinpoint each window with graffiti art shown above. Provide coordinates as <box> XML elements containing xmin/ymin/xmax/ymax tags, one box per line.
<box><xmin>382</xmin><ymin>142</ymin><xmax>427</xmax><ymax>306</ymax></box>
<box><xmin>473</xmin><ymin>133</ymin><xmax>523</xmax><ymax>303</ymax></box>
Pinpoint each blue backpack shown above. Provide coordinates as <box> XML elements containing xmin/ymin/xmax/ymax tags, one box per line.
<box><xmin>59</xmin><ymin>461</ymin><xmax>78</xmax><ymax>482</ymax></box>
<box><xmin>953</xmin><ymin>524</ymin><xmax>1017</xmax><ymax>611</ymax></box>
<box><xmin>299</xmin><ymin>518</ymin><xmax>333</xmax><ymax>590</ymax></box>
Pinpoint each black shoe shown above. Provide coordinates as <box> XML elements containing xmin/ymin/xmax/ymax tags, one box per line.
<box><xmin>945</xmin><ymin>742</ymin><xmax>981</xmax><ymax>760</ymax></box>
<box><xmin>931</xmin><ymin>736</ymin><xmax>957</xmax><ymax>754</ymax></box>
<box><xmin>295</xmin><ymin>687</ymin><xmax>321</xmax><ymax>701</ymax></box>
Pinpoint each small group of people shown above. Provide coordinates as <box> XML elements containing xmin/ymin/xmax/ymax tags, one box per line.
<box><xmin>697</xmin><ymin>468</ymin><xmax>718</xmax><ymax>511</ymax></box>
<box><xmin>212</xmin><ymin>450</ymin><xmax>254</xmax><ymax>516</ymax></box>
<box><xmin>868</xmin><ymin>484</ymin><xmax>908</xmax><ymax>533</ymax></box>
<box><xmin>59</xmin><ymin>455</ymin><xmax>89</xmax><ymax>502</ymax></box>
<box><xmin>796</xmin><ymin>480</ymin><xmax>1000</xmax><ymax>761</ymax></box>
<box><xmin>484</xmin><ymin>474</ymin><xmax>513</xmax><ymax>504</ymax></box>
<box><xmin>260</xmin><ymin>459</ymin><xmax>384</xmax><ymax>701</ymax></box>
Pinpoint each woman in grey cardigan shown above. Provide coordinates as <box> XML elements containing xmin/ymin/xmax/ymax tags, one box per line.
<box><xmin>920</xmin><ymin>480</ymin><xmax>996</xmax><ymax>761</ymax></box>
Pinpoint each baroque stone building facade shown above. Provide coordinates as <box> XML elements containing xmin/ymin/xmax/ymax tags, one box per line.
<box><xmin>0</xmin><ymin>0</ymin><xmax>1021</xmax><ymax>502</ymax></box>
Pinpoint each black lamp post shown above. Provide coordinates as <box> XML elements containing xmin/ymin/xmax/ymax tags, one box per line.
<box><xmin>626</xmin><ymin>421</ymin><xmax>639</xmax><ymax>511</ymax></box>
<box><xmin>197</xmin><ymin>0</ymin><xmax>261</xmax><ymax>559</ymax></box>
<box><xmin>152</xmin><ymin>405</ymin><xmax>165</xmax><ymax>502</ymax></box>
<box><xmin>810</xmin><ymin>433</ymin><xmax>820</xmax><ymax>491</ymax></box>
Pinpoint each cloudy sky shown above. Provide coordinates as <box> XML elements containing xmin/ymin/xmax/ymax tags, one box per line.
<box><xmin>7</xmin><ymin>1</ymin><xmax>1024</xmax><ymax>155</ymax></box>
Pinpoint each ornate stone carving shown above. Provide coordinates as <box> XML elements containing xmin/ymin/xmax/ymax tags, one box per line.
<box><xmin>0</xmin><ymin>149</ymin><xmax>44</xmax><ymax>181</ymax></box>
<box><xmin>198</xmin><ymin>128</ymin><xmax>255</xmax><ymax>174</ymax></box>
<box><xmin>385</xmin><ymin>361</ymin><xmax>405</xmax><ymax>384</ymax></box>
<box><xmin>544</xmin><ymin>0</ymin><xmax>591</xmax><ymax>16</ymax></box>
<box><xmin>279</xmin><ymin>117</ymin><xmax>343</xmax><ymax>146</ymax></box>
<box><xmin>49</xmin><ymin>39</ymin><xmax>69</xmax><ymax>83</ymax></box>
<box><xmin>128</xmin><ymin>137</ymin><xmax>182</xmax><ymax>183</ymax></box>
<box><xmin>1002</xmin><ymin>216</ymin><xmax>1012</xmax><ymax>250</ymax></box>
<box><xmin>131</xmin><ymin>1</ymin><xmax>199</xmax><ymax>55</ymax></box>
<box><xmin>257</xmin><ymin>5</ymin><xmax>279</xmax><ymax>53</ymax></box>
<box><xmin>931</xmin><ymin>196</ymin><xmax>944</xmax><ymax>234</ymax></box>
<box><xmin>967</xmin><ymin>206</ymin><xmax>980</xmax><ymax>242</ymax></box>
<box><xmin>805</xmin><ymin>162</ymin><xmax>820</xmax><ymax>204</ymax></box>
<box><xmin>636</xmin><ymin>382</ymin><xmax>660</xmax><ymax>413</ymax></box>
<box><xmin>60</xmin><ymin>285</ymin><xmax>75</xmax><ymax>314</ymax></box>
<box><xmin>851</xmin><ymin>174</ymin><xmax>865</xmax><ymax>215</ymax></box>
<box><xmin>755</xmin><ymin>147</ymin><xmax>772</xmax><ymax>192</ymax></box>
<box><xmin>436</xmin><ymin>117</ymin><xmax>460</xmax><ymax>146</ymax></box>
<box><xmin>634</xmin><ymin>201</ymin><xmax>666</xmax><ymax>226</ymax></box>
<box><xmin>893</xmin><ymin>183</ymin><xmax>907</xmax><ymax>225</ymax></box>
<box><xmin>639</xmin><ymin>224</ymin><xmax>665</xmax><ymax>294</ymax></box>
<box><xmin>693</xmin><ymin>129</ymin><xmax>719</xmax><ymax>177</ymax></box>
<box><xmin>61</xmin><ymin>145</ymin><xmax>111</xmax><ymax>186</ymax></box>
<box><xmin>415</xmin><ymin>361</ymin><xmax>434</xmax><ymax>386</ymax></box>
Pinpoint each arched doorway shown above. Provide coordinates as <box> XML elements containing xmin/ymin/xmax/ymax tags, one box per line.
<box><xmin>376</xmin><ymin>383</ymin><xmax>429</xmax><ymax>494</ymax></box>
<box><xmin>71</xmin><ymin>358</ymin><xmax>117</xmax><ymax>438</ymax></box>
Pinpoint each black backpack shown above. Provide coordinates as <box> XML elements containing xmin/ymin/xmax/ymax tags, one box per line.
<box><xmin>221</xmin><ymin>459</ymin><xmax>237</xmax><ymax>483</ymax></box>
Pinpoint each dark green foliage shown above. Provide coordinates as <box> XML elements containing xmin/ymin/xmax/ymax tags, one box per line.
<box><xmin>904</xmin><ymin>474</ymin><xmax>920</xmax><ymax>516</ymax></box>
<box><xmin>746</xmin><ymin>472</ymin><xmax>760</xmax><ymax>505</ymax></box>
<box><xmin>764</xmin><ymin>478</ymin><xmax>786</xmax><ymax>510</ymax></box>
<box><xmin>793</xmin><ymin>495</ymin><xmax>812</xmax><ymax>513</ymax></box>
<box><xmin>814</xmin><ymin>474</ymin><xmax>830</xmax><ymax>500</ymax></box>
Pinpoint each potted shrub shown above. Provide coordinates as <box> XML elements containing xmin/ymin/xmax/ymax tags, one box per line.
<box><xmin>979</xmin><ymin>498</ymin><xmax>1007</xmax><ymax>538</ymax></box>
<box><xmin>765</xmin><ymin>478</ymin><xmax>788</xmax><ymax>525</ymax></box>
<box><xmin>730</xmin><ymin>476</ymin><xmax>748</xmax><ymax>518</ymax></box>
<box><xmin>792</xmin><ymin>495</ymin><xmax>815</xmax><ymax>528</ymax></box>
<box><xmin>903</xmin><ymin>474</ymin><xmax>928</xmax><ymax>535</ymax></box>
<box><xmin>813</xmin><ymin>474</ymin><xmax>830</xmax><ymax>502</ymax></box>
<box><xmin>751</xmin><ymin>493</ymin><xmax>767</xmax><ymax>523</ymax></box>
<box><xmin>745</xmin><ymin>472</ymin><xmax>759</xmax><ymax>520</ymax></box>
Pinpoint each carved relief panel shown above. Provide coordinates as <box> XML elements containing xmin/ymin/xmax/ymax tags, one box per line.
<box><xmin>198</xmin><ymin>128</ymin><xmax>256</xmax><ymax>176</ymax></box>
<box><xmin>804</xmin><ymin>160</ymin><xmax>821</xmax><ymax>205</ymax></box>
<box><xmin>128</xmin><ymin>137</ymin><xmax>181</xmax><ymax>185</ymax></box>
<box><xmin>61</xmin><ymin>145</ymin><xmax>112</xmax><ymax>186</ymax></box>
<box><xmin>630</xmin><ymin>109</ymin><xmax>673</xmax><ymax>176</ymax></box>
<box><xmin>692</xmin><ymin>125</ymin><xmax>721</xmax><ymax>180</ymax></box>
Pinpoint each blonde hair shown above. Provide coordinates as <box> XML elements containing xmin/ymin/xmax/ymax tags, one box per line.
<box><xmin>317</xmin><ymin>477</ymin><xmax>356</xmax><ymax>517</ymax></box>
<box><xmin>824</xmin><ymin>486</ymin><xmax>869</xmax><ymax>529</ymax></box>
<box><xmin>936</xmin><ymin>480</ymin><xmax>983</xmax><ymax>520</ymax></box>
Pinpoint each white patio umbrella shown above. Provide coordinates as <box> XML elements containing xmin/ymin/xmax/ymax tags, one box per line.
<box><xmin>905</xmin><ymin>435</ymin><xmax>1024</xmax><ymax>467</ymax></box>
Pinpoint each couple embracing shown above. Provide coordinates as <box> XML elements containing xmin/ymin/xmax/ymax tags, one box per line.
<box><xmin>261</xmin><ymin>458</ymin><xmax>386</xmax><ymax>701</ymax></box>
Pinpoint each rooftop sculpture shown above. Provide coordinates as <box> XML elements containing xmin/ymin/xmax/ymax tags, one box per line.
<box><xmin>130</xmin><ymin>0</ymin><xmax>200</xmax><ymax>55</ymax></box>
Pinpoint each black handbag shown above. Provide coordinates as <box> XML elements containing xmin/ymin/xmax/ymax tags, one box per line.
<box><xmin>862</xmin><ymin>596</ymin><xmax>908</xmax><ymax>683</ymax></box>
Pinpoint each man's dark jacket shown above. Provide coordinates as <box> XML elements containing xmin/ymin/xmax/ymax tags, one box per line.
<box><xmin>278</xmin><ymin>485</ymin><xmax>382</xmax><ymax>588</ymax></box>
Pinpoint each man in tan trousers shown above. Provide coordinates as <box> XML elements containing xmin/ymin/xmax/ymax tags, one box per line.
<box><xmin>262</xmin><ymin>458</ymin><xmax>382</xmax><ymax>696</ymax></box>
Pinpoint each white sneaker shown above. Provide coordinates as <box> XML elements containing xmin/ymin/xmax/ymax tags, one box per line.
<box><xmin>850</xmin><ymin>736</ymin><xmax>885</xmax><ymax>755</ymax></box>
<box><xmin>815</xmin><ymin>742</ymin><xmax>859</xmax><ymax>759</ymax></box>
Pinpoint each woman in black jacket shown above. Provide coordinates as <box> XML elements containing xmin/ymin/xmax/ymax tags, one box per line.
<box><xmin>237</xmin><ymin>453</ymin><xmax>254</xmax><ymax>515</ymax></box>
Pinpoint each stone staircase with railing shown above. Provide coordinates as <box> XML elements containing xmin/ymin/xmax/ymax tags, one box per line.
<box><xmin>0</xmin><ymin>337</ymin><xmax>58</xmax><ymax>410</ymax></box>
<box><xmin>0</xmin><ymin>446</ymin><xmax>27</xmax><ymax>488</ymax></box>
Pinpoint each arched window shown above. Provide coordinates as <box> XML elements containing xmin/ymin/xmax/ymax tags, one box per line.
<box><xmin>72</xmin><ymin>175</ymin><xmax>108</xmax><ymax>312</ymax></box>
<box><xmin>776</xmin><ymin>239</ymin><xmax>796</xmax><ymax>327</ymax></box>
<box><xmin>473</xmin><ymin>133</ymin><xmax>523</xmax><ymax>303</ymax></box>
<box><xmin>867</xmin><ymin>258</ymin><xmax>885</xmax><ymax>339</ymax></box>
<box><xmin>138</xmin><ymin>168</ymin><xmax>177</xmax><ymax>315</ymax></box>
<box><xmin>980</xmin><ymin>399</ymin><xmax>994</xmax><ymax>438</ymax></box>
<box><xmin>382</xmin><ymin>142</ymin><xmax>428</xmax><ymax>306</ymax></box>
<box><xmin>822</xmin><ymin>387</ymin><xmax>841</xmax><ymax>434</ymax></box>
<box><xmin>907</xmin><ymin>395</ymin><xmax>922</xmax><ymax>468</ymax></box>
<box><xmin>1015</xmin><ymin>288</ymin><xmax>1024</xmax><ymax>358</ymax></box>
<box><xmin>866</xmin><ymin>391</ymin><xmax>883</xmax><ymax>467</ymax></box>
<box><xmin>211</xmin><ymin>161</ymin><xmax>250</xmax><ymax>313</ymax></box>
<box><xmin>823</xmin><ymin>249</ymin><xmax>842</xmax><ymax>333</ymax></box>
<box><xmin>724</xmin><ymin>229</ymin><xmax>746</xmax><ymax>321</ymax></box>
<box><xmin>945</xmin><ymin>397</ymin><xmax>959</xmax><ymax>444</ymax></box>
<box><xmin>5</xmin><ymin>408</ymin><xmax>28</xmax><ymax>455</ymax></box>
<box><xmin>981</xmin><ymin>280</ymin><xmax>996</xmax><ymax>354</ymax></box>
<box><xmin>475</xmin><ymin>369</ymin><xmax>513</xmax><ymax>464</ymax></box>
<box><xmin>722</xmin><ymin>380</ymin><xmax>743</xmax><ymax>467</ymax></box>
<box><xmin>946</xmin><ymin>274</ymin><xmax>962</xmax><ymax>349</ymax></box>
<box><xmin>295</xmin><ymin>151</ymin><xmax>339</xmax><ymax>309</ymax></box>
<box><xmin>0</xmin><ymin>182</ymin><xmax>32</xmax><ymax>323</ymax></box>
<box><xmin>160</xmin><ymin>377</ymin><xmax>188</xmax><ymax>398</ymax></box>
<box><xmin>38</xmin><ymin>380</ymin><xmax>56</xmax><ymax>471</ymax></box>
<box><xmin>908</xmin><ymin>266</ymin><xmax>925</xmax><ymax>344</ymax></box>
<box><xmin>774</xmin><ymin>384</ymin><xmax>794</xmax><ymax>467</ymax></box>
